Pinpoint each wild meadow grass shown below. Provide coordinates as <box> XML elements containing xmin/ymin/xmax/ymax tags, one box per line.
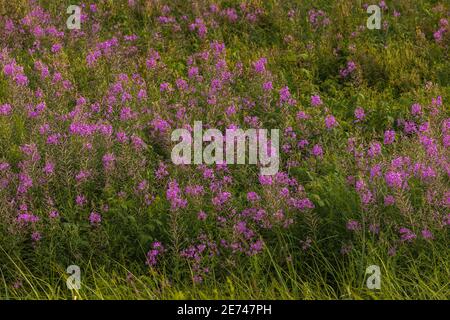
<box><xmin>0</xmin><ymin>0</ymin><xmax>449</xmax><ymax>299</ymax></box>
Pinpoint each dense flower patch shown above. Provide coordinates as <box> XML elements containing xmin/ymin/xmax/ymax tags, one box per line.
<box><xmin>0</xmin><ymin>0</ymin><xmax>448</xmax><ymax>297</ymax></box>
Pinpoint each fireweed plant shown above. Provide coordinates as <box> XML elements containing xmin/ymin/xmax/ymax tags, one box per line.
<box><xmin>170</xmin><ymin>121</ymin><xmax>280</xmax><ymax>175</ymax></box>
<box><xmin>0</xmin><ymin>0</ymin><xmax>449</xmax><ymax>299</ymax></box>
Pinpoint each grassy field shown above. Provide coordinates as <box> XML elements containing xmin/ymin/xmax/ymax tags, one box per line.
<box><xmin>0</xmin><ymin>0</ymin><xmax>449</xmax><ymax>300</ymax></box>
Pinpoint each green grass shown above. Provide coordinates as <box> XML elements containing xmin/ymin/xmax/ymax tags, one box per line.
<box><xmin>2</xmin><ymin>241</ymin><xmax>448</xmax><ymax>299</ymax></box>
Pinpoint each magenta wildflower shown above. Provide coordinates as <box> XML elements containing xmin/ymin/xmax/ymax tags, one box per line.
<box><xmin>0</xmin><ymin>104</ymin><xmax>12</xmax><ymax>116</ymax></box>
<box><xmin>340</xmin><ymin>61</ymin><xmax>357</xmax><ymax>77</ymax></box>
<box><xmin>279</xmin><ymin>86</ymin><xmax>296</xmax><ymax>106</ymax></box>
<box><xmin>155</xmin><ymin>162</ymin><xmax>169</xmax><ymax>179</ymax></box>
<box><xmin>346</xmin><ymin>220</ymin><xmax>361</xmax><ymax>231</ymax></box>
<box><xmin>403</xmin><ymin>121</ymin><xmax>417</xmax><ymax>134</ymax></box>
<box><xmin>288</xmin><ymin>198</ymin><xmax>315</xmax><ymax>210</ymax></box>
<box><xmin>151</xmin><ymin>118</ymin><xmax>170</xmax><ymax>134</ymax></box>
<box><xmin>262</xmin><ymin>81</ymin><xmax>273</xmax><ymax>91</ymax></box>
<box><xmin>296</xmin><ymin>111</ymin><xmax>310</xmax><ymax>121</ymax></box>
<box><xmin>249</xmin><ymin>240</ymin><xmax>264</xmax><ymax>255</ymax></box>
<box><xmin>102</xmin><ymin>153</ymin><xmax>116</xmax><ymax>171</ymax></box>
<box><xmin>166</xmin><ymin>180</ymin><xmax>187</xmax><ymax>210</ymax></box>
<box><xmin>176</xmin><ymin>78</ymin><xmax>188</xmax><ymax>91</ymax></box>
<box><xmin>146</xmin><ymin>242</ymin><xmax>165</xmax><ymax>267</ymax></box>
<box><xmin>311</xmin><ymin>95</ymin><xmax>323</xmax><ymax>107</ymax></box>
<box><xmin>421</xmin><ymin>229</ymin><xmax>433</xmax><ymax>240</ymax></box>
<box><xmin>367</xmin><ymin>141</ymin><xmax>382</xmax><ymax>158</ymax></box>
<box><xmin>384</xmin><ymin>130</ymin><xmax>395</xmax><ymax>145</ymax></box>
<box><xmin>253</xmin><ymin>57</ymin><xmax>267</xmax><ymax>73</ymax></box>
<box><xmin>49</xmin><ymin>210</ymin><xmax>59</xmax><ymax>219</ymax></box>
<box><xmin>385</xmin><ymin>171</ymin><xmax>404</xmax><ymax>189</ymax></box>
<box><xmin>325</xmin><ymin>115</ymin><xmax>338</xmax><ymax>129</ymax></box>
<box><xmin>399</xmin><ymin>227</ymin><xmax>416</xmax><ymax>242</ymax></box>
<box><xmin>311</xmin><ymin>144</ymin><xmax>323</xmax><ymax>158</ymax></box>
<box><xmin>197</xmin><ymin>211</ymin><xmax>207</xmax><ymax>221</ymax></box>
<box><xmin>258</xmin><ymin>175</ymin><xmax>273</xmax><ymax>185</ymax></box>
<box><xmin>160</xmin><ymin>82</ymin><xmax>171</xmax><ymax>92</ymax></box>
<box><xmin>18</xmin><ymin>173</ymin><xmax>33</xmax><ymax>194</ymax></box>
<box><xmin>76</xmin><ymin>195</ymin><xmax>87</xmax><ymax>207</ymax></box>
<box><xmin>246</xmin><ymin>191</ymin><xmax>260</xmax><ymax>202</ymax></box>
<box><xmin>308</xmin><ymin>9</ymin><xmax>330</xmax><ymax>29</ymax></box>
<box><xmin>370</xmin><ymin>164</ymin><xmax>382</xmax><ymax>179</ymax></box>
<box><xmin>188</xmin><ymin>66</ymin><xmax>199</xmax><ymax>78</ymax></box>
<box><xmin>51</xmin><ymin>43</ymin><xmax>62</xmax><ymax>53</ymax></box>
<box><xmin>354</xmin><ymin>107</ymin><xmax>365</xmax><ymax>121</ymax></box>
<box><xmin>31</xmin><ymin>232</ymin><xmax>41</xmax><ymax>242</ymax></box>
<box><xmin>384</xmin><ymin>195</ymin><xmax>395</xmax><ymax>206</ymax></box>
<box><xmin>212</xmin><ymin>191</ymin><xmax>231</xmax><ymax>207</ymax></box>
<box><xmin>89</xmin><ymin>212</ymin><xmax>102</xmax><ymax>226</ymax></box>
<box><xmin>411</xmin><ymin>103</ymin><xmax>422</xmax><ymax>116</ymax></box>
<box><xmin>0</xmin><ymin>162</ymin><xmax>10</xmax><ymax>171</ymax></box>
<box><xmin>419</xmin><ymin>122</ymin><xmax>429</xmax><ymax>132</ymax></box>
<box><xmin>43</xmin><ymin>162</ymin><xmax>55</xmax><ymax>175</ymax></box>
<box><xmin>17</xmin><ymin>213</ymin><xmax>39</xmax><ymax>224</ymax></box>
